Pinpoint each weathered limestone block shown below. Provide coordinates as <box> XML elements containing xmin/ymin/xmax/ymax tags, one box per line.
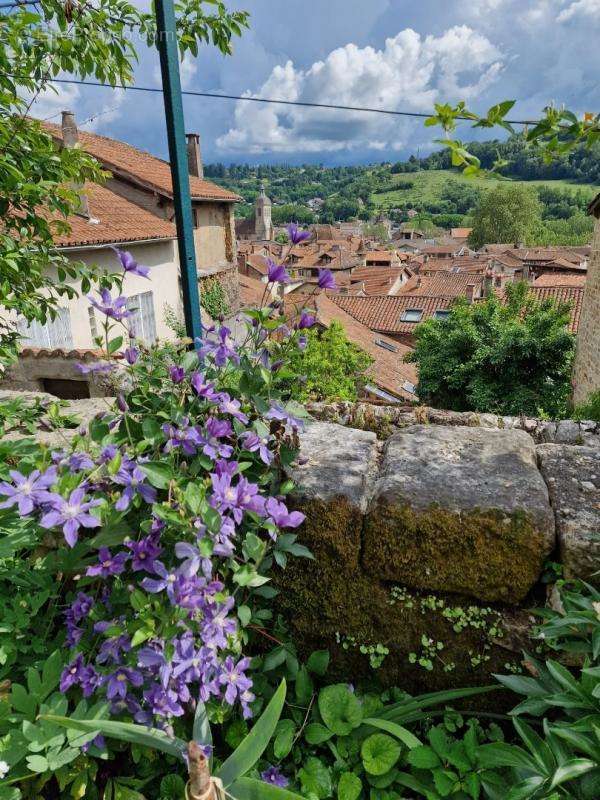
<box><xmin>538</xmin><ymin>444</ymin><xmax>600</xmax><ymax>583</ymax></box>
<box><xmin>285</xmin><ymin>421</ymin><xmax>378</xmax><ymax>570</ymax></box>
<box><xmin>363</xmin><ymin>425</ymin><xmax>555</xmax><ymax>602</ymax></box>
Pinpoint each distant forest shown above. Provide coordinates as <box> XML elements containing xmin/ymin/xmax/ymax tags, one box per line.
<box><xmin>205</xmin><ymin>136</ymin><xmax>599</xmax><ymax>244</ymax></box>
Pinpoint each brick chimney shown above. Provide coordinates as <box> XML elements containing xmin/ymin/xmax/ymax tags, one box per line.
<box><xmin>186</xmin><ymin>133</ymin><xmax>204</xmax><ymax>179</ymax></box>
<box><xmin>61</xmin><ymin>110</ymin><xmax>89</xmax><ymax>218</ymax></box>
<box><xmin>465</xmin><ymin>283</ymin><xmax>475</xmax><ymax>304</ymax></box>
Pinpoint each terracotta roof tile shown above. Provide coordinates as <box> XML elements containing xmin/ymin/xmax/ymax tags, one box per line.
<box><xmin>404</xmin><ymin>273</ymin><xmax>484</xmax><ymax>298</ymax></box>
<box><xmin>52</xmin><ymin>182</ymin><xmax>177</xmax><ymax>247</ymax></box>
<box><xmin>238</xmin><ymin>274</ymin><xmax>269</xmax><ymax>307</ymax></box>
<box><xmin>42</xmin><ymin>121</ymin><xmax>240</xmax><ymax>203</ymax></box>
<box><xmin>331</xmin><ymin>294</ymin><xmax>452</xmax><ymax>335</ymax></box>
<box><xmin>533</xmin><ymin>272</ymin><xmax>586</xmax><ymax>287</ymax></box>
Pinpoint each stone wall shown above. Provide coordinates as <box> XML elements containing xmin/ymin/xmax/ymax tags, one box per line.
<box><xmin>573</xmin><ymin>213</ymin><xmax>600</xmax><ymax>405</ymax></box>
<box><xmin>198</xmin><ymin>264</ymin><xmax>241</xmax><ymax>315</ymax></box>
<box><xmin>3</xmin><ymin>391</ymin><xmax>598</xmax><ymax>692</ymax></box>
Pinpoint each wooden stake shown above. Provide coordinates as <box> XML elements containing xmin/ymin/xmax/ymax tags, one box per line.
<box><xmin>186</xmin><ymin>741</ymin><xmax>216</xmax><ymax>800</ymax></box>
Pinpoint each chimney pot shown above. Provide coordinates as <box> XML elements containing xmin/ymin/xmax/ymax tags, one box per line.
<box><xmin>186</xmin><ymin>132</ymin><xmax>204</xmax><ymax>179</ymax></box>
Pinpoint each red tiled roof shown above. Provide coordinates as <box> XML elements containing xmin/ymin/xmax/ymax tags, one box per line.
<box><xmin>19</xmin><ymin>347</ymin><xmax>106</xmax><ymax>360</ymax></box>
<box><xmin>349</xmin><ymin>266</ymin><xmax>408</xmax><ymax>295</ymax></box>
<box><xmin>450</xmin><ymin>227</ymin><xmax>473</xmax><ymax>239</ymax></box>
<box><xmin>53</xmin><ymin>182</ymin><xmax>176</xmax><ymax>247</ymax></box>
<box><xmin>421</xmin><ymin>257</ymin><xmax>487</xmax><ymax>274</ymax></box>
<box><xmin>42</xmin><ymin>121</ymin><xmax>240</xmax><ymax>203</ymax></box>
<box><xmin>529</xmin><ymin>285</ymin><xmax>584</xmax><ymax>333</ymax></box>
<box><xmin>331</xmin><ymin>294</ymin><xmax>452</xmax><ymax>335</ymax></box>
<box><xmin>404</xmin><ymin>273</ymin><xmax>484</xmax><ymax>298</ymax></box>
<box><xmin>534</xmin><ymin>272</ymin><xmax>586</xmax><ymax>287</ymax></box>
<box><xmin>239</xmin><ymin>274</ymin><xmax>269</xmax><ymax>307</ymax></box>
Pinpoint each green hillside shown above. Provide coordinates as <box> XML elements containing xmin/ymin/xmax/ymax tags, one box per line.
<box><xmin>370</xmin><ymin>169</ymin><xmax>600</xmax><ymax>210</ymax></box>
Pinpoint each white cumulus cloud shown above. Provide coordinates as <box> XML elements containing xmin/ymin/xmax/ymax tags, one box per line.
<box><xmin>217</xmin><ymin>26</ymin><xmax>504</xmax><ymax>155</ymax></box>
<box><xmin>558</xmin><ymin>0</ymin><xmax>600</xmax><ymax>21</ymax></box>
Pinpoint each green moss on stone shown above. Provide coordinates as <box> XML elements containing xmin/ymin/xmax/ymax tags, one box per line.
<box><xmin>363</xmin><ymin>501</ymin><xmax>546</xmax><ymax>603</ymax></box>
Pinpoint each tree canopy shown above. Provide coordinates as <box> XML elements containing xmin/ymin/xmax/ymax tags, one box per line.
<box><xmin>468</xmin><ymin>184</ymin><xmax>542</xmax><ymax>248</ymax></box>
<box><xmin>408</xmin><ymin>282</ymin><xmax>576</xmax><ymax>418</ymax></box>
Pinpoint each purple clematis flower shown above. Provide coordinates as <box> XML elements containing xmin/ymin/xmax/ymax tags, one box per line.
<box><xmin>87</xmin><ymin>288</ymin><xmax>132</xmax><ymax>321</ymax></box>
<box><xmin>105</xmin><ymin>667</ymin><xmax>143</xmax><ymax>701</ymax></box>
<box><xmin>126</xmin><ymin>535</ymin><xmax>162</xmax><ymax>572</ymax></box>
<box><xmin>265</xmin><ymin>404</ymin><xmax>304</xmax><ymax>432</ymax></box>
<box><xmin>198</xmin><ymin>327</ymin><xmax>239</xmax><ymax>367</ymax></box>
<box><xmin>198</xmin><ymin>417</ymin><xmax>234</xmax><ymax>460</ymax></box>
<box><xmin>60</xmin><ymin>655</ymin><xmax>98</xmax><ymax>697</ymax></box>
<box><xmin>190</xmin><ymin>372</ymin><xmax>222</xmax><ymax>402</ymax></box>
<box><xmin>143</xmin><ymin>684</ymin><xmax>184</xmax><ymax>718</ymax></box>
<box><xmin>169</xmin><ymin>365</ymin><xmax>185</xmax><ymax>384</ymax></box>
<box><xmin>162</xmin><ymin>420</ymin><xmax>203</xmax><ymax>456</ymax></box>
<box><xmin>76</xmin><ymin>361</ymin><xmax>115</xmax><ymax>375</ymax></box>
<box><xmin>86</xmin><ymin>547</ymin><xmax>129</xmax><ymax>578</ymax></box>
<box><xmin>317</xmin><ymin>268</ymin><xmax>337</xmax><ymax>290</ymax></box>
<box><xmin>210</xmin><ymin>473</ymin><xmax>265</xmax><ymax>524</ymax></box>
<box><xmin>286</xmin><ymin>222</ymin><xmax>311</xmax><ymax>245</ymax></box>
<box><xmin>218</xmin><ymin>393</ymin><xmax>249</xmax><ymax>424</ymax></box>
<box><xmin>239</xmin><ymin>431</ymin><xmax>273</xmax><ymax>465</ymax></box>
<box><xmin>297</xmin><ymin>310</ymin><xmax>316</xmax><ymax>329</ymax></box>
<box><xmin>201</xmin><ymin>597</ymin><xmax>237</xmax><ymax>648</ymax></box>
<box><xmin>266</xmin><ymin>259</ymin><xmax>290</xmax><ymax>284</ymax></box>
<box><xmin>114</xmin><ymin>466</ymin><xmax>157</xmax><ymax>511</ymax></box>
<box><xmin>70</xmin><ymin>592</ymin><xmax>94</xmax><ymax>622</ymax></box>
<box><xmin>96</xmin><ymin>634</ymin><xmax>131</xmax><ymax>665</ymax></box>
<box><xmin>40</xmin><ymin>487</ymin><xmax>101</xmax><ymax>547</ymax></box>
<box><xmin>98</xmin><ymin>444</ymin><xmax>119</xmax><ymax>464</ymax></box>
<box><xmin>298</xmin><ymin>335</ymin><xmax>307</xmax><ymax>350</ymax></box>
<box><xmin>113</xmin><ymin>248</ymin><xmax>150</xmax><ymax>279</ymax></box>
<box><xmin>265</xmin><ymin>497</ymin><xmax>305</xmax><ymax>530</ymax></box>
<box><xmin>261</xmin><ymin>766</ymin><xmax>289</xmax><ymax>788</ymax></box>
<box><xmin>141</xmin><ymin>561</ymin><xmax>182</xmax><ymax>603</ymax></box>
<box><xmin>218</xmin><ymin>656</ymin><xmax>253</xmax><ymax>705</ymax></box>
<box><xmin>124</xmin><ymin>346</ymin><xmax>139</xmax><ymax>365</ymax></box>
<box><xmin>0</xmin><ymin>468</ymin><xmax>56</xmax><ymax>515</ymax></box>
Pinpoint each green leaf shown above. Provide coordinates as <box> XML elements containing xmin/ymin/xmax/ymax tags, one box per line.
<box><xmin>337</xmin><ymin>772</ymin><xmax>362</xmax><ymax>800</ymax></box>
<box><xmin>549</xmin><ymin>759</ymin><xmax>596</xmax><ymax>789</ymax></box>
<box><xmin>26</xmin><ymin>754</ymin><xmax>49</xmax><ymax>773</ymax></box>
<box><xmin>273</xmin><ymin>719</ymin><xmax>295</xmax><ymax>760</ymax></box>
<box><xmin>107</xmin><ymin>336</ymin><xmax>123</xmax><ymax>355</ymax></box>
<box><xmin>361</xmin><ymin>733</ymin><xmax>401</xmax><ymax>776</ymax></box>
<box><xmin>433</xmin><ymin>769</ymin><xmax>459</xmax><ymax>797</ymax></box>
<box><xmin>295</xmin><ymin>667</ymin><xmax>313</xmax><ymax>706</ymax></box>
<box><xmin>160</xmin><ymin>774</ymin><xmax>186</xmax><ymax>799</ymax></box>
<box><xmin>407</xmin><ymin>745</ymin><xmax>442</xmax><ymax>769</ymax></box>
<box><xmin>304</xmin><ymin>723</ymin><xmax>333</xmax><ymax>745</ymax></box>
<box><xmin>138</xmin><ymin>462</ymin><xmax>172</xmax><ymax>490</ymax></box>
<box><xmin>306</xmin><ymin>650</ymin><xmax>330</xmax><ymax>676</ymax></box>
<box><xmin>318</xmin><ymin>684</ymin><xmax>363</xmax><ymax>736</ymax></box>
<box><xmin>217</xmin><ymin>680</ymin><xmax>286</xmax><ymax>788</ymax></box>
<box><xmin>362</xmin><ymin>717</ymin><xmax>421</xmax><ymax>749</ymax></box>
<box><xmin>39</xmin><ymin>715</ymin><xmax>186</xmax><ymax>761</ymax></box>
<box><xmin>228</xmin><ymin>777</ymin><xmax>303</xmax><ymax>800</ymax></box>
<box><xmin>298</xmin><ymin>756</ymin><xmax>332</xmax><ymax>799</ymax></box>
<box><xmin>192</xmin><ymin>699</ymin><xmax>212</xmax><ymax>753</ymax></box>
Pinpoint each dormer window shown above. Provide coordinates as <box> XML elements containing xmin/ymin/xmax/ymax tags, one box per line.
<box><xmin>434</xmin><ymin>310</ymin><xmax>450</xmax><ymax>320</ymax></box>
<box><xmin>400</xmin><ymin>308</ymin><xmax>423</xmax><ymax>323</ymax></box>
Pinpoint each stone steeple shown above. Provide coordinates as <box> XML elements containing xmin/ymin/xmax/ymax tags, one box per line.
<box><xmin>254</xmin><ymin>182</ymin><xmax>273</xmax><ymax>241</ymax></box>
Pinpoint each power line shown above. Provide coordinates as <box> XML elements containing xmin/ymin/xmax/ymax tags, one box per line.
<box><xmin>32</xmin><ymin>76</ymin><xmax>540</xmax><ymax>126</ymax></box>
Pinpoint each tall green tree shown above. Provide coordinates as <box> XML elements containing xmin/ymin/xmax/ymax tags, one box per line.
<box><xmin>408</xmin><ymin>282</ymin><xmax>576</xmax><ymax>417</ymax></box>
<box><xmin>0</xmin><ymin>0</ymin><xmax>248</xmax><ymax>364</ymax></box>
<box><xmin>467</xmin><ymin>183</ymin><xmax>542</xmax><ymax>248</ymax></box>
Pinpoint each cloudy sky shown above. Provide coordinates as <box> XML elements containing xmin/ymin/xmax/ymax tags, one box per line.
<box><xmin>31</xmin><ymin>0</ymin><xmax>600</xmax><ymax>165</ymax></box>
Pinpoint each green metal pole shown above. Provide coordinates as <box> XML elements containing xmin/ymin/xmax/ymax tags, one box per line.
<box><xmin>154</xmin><ymin>0</ymin><xmax>203</xmax><ymax>345</ymax></box>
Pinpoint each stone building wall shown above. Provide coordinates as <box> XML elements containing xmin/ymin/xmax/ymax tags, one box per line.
<box><xmin>198</xmin><ymin>263</ymin><xmax>241</xmax><ymax>315</ymax></box>
<box><xmin>573</xmin><ymin>211</ymin><xmax>600</xmax><ymax>405</ymax></box>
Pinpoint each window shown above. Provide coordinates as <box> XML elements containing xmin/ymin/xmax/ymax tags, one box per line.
<box><xmin>18</xmin><ymin>307</ymin><xmax>73</xmax><ymax>349</ymax></box>
<box><xmin>434</xmin><ymin>310</ymin><xmax>450</xmax><ymax>320</ymax></box>
<box><xmin>400</xmin><ymin>308</ymin><xmax>423</xmax><ymax>323</ymax></box>
<box><xmin>375</xmin><ymin>338</ymin><xmax>398</xmax><ymax>352</ymax></box>
<box><xmin>127</xmin><ymin>291</ymin><xmax>157</xmax><ymax>344</ymax></box>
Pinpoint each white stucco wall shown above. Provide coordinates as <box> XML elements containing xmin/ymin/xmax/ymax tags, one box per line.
<box><xmin>48</xmin><ymin>239</ymin><xmax>183</xmax><ymax>349</ymax></box>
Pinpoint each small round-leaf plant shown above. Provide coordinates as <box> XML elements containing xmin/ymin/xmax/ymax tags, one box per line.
<box><xmin>0</xmin><ymin>225</ymin><xmax>335</xmax><ymax>790</ymax></box>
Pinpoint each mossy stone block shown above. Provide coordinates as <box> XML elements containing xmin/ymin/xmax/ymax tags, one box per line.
<box><xmin>363</xmin><ymin>425</ymin><xmax>555</xmax><ymax>602</ymax></box>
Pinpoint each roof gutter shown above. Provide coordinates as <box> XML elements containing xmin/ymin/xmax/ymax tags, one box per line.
<box><xmin>57</xmin><ymin>236</ymin><xmax>177</xmax><ymax>253</ymax></box>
